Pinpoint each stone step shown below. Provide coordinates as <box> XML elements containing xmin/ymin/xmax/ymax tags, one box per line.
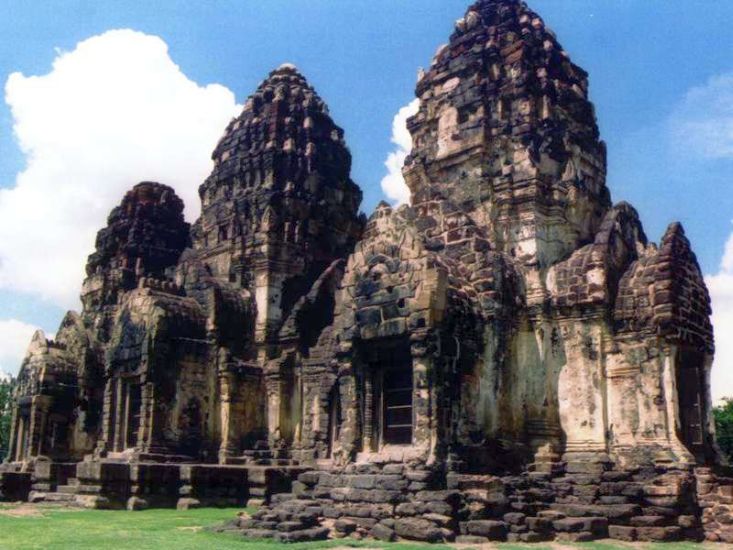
<box><xmin>47</xmin><ymin>493</ymin><xmax>76</xmax><ymax>502</ymax></box>
<box><xmin>249</xmin><ymin>487</ymin><xmax>267</xmax><ymax>497</ymax></box>
<box><xmin>56</xmin><ymin>485</ymin><xmax>79</xmax><ymax>494</ymax></box>
<box><xmin>446</xmin><ymin>473</ymin><xmax>501</xmax><ymax>491</ymax></box>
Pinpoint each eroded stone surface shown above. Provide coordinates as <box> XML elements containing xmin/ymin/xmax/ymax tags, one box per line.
<box><xmin>1</xmin><ymin>0</ymin><xmax>728</xmax><ymax>544</ymax></box>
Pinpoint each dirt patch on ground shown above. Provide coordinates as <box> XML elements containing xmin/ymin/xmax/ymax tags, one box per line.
<box><xmin>0</xmin><ymin>504</ymin><xmax>45</xmax><ymax>518</ymax></box>
<box><xmin>176</xmin><ymin>526</ymin><xmax>203</xmax><ymax>532</ymax></box>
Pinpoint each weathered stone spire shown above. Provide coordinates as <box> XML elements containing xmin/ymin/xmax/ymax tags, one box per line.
<box><xmin>405</xmin><ymin>0</ymin><xmax>610</xmax><ymax>272</ymax></box>
<box><xmin>81</xmin><ymin>181</ymin><xmax>189</xmax><ymax>337</ymax></box>
<box><xmin>192</xmin><ymin>65</ymin><xmax>363</xmax><ymax>341</ymax></box>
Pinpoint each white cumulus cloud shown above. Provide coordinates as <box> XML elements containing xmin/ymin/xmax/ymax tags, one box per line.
<box><xmin>670</xmin><ymin>72</ymin><xmax>733</xmax><ymax>159</ymax></box>
<box><xmin>380</xmin><ymin>99</ymin><xmax>419</xmax><ymax>206</ymax></box>
<box><xmin>1</xmin><ymin>29</ymin><xmax>240</xmax><ymax>309</ymax></box>
<box><xmin>0</xmin><ymin>319</ymin><xmax>41</xmax><ymax>377</ymax></box>
<box><xmin>708</xmin><ymin>231</ymin><xmax>733</xmax><ymax>402</ymax></box>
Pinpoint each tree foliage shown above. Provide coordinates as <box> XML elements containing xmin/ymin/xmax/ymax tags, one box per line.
<box><xmin>0</xmin><ymin>379</ymin><xmax>12</xmax><ymax>461</ymax></box>
<box><xmin>0</xmin><ymin>380</ymin><xmax>13</xmax><ymax>462</ymax></box>
<box><xmin>0</xmin><ymin>380</ymin><xmax>11</xmax><ymax>461</ymax></box>
<box><xmin>714</xmin><ymin>397</ymin><xmax>733</xmax><ymax>462</ymax></box>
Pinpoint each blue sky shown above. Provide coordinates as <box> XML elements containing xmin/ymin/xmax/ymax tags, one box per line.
<box><xmin>0</xmin><ymin>0</ymin><xmax>732</xmax><ymax>396</ymax></box>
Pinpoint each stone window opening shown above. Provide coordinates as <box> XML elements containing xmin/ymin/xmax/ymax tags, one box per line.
<box><xmin>676</xmin><ymin>349</ymin><xmax>707</xmax><ymax>454</ymax></box>
<box><xmin>111</xmin><ymin>379</ymin><xmax>142</xmax><ymax>452</ymax></box>
<box><xmin>47</xmin><ymin>415</ymin><xmax>68</xmax><ymax>456</ymax></box>
<box><xmin>361</xmin><ymin>341</ymin><xmax>414</xmax><ymax>451</ymax></box>
<box><xmin>218</xmin><ymin>225</ymin><xmax>229</xmax><ymax>243</ymax></box>
<box><xmin>125</xmin><ymin>383</ymin><xmax>142</xmax><ymax>449</ymax></box>
<box><xmin>381</xmin><ymin>363</ymin><xmax>413</xmax><ymax>446</ymax></box>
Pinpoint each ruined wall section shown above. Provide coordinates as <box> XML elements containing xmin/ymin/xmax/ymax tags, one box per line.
<box><xmin>614</xmin><ymin>223</ymin><xmax>713</xmax><ymax>352</ymax></box>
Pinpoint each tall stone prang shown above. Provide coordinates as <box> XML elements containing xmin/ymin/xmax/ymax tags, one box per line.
<box><xmin>82</xmin><ymin>182</ymin><xmax>190</xmax><ymax>340</ymax></box>
<box><xmin>2</xmin><ymin>0</ymin><xmax>731</xmax><ymax>544</ymax></box>
<box><xmin>191</xmin><ymin>64</ymin><xmax>363</xmax><ymax>347</ymax></box>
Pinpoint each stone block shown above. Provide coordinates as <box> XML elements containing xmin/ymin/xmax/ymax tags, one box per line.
<box><xmin>370</xmin><ymin>523</ymin><xmax>395</xmax><ymax>542</ymax></box>
<box><xmin>630</xmin><ymin>515</ymin><xmax>668</xmax><ymax>527</ymax></box>
<box><xmin>394</xmin><ymin>518</ymin><xmax>443</xmax><ymax>542</ymax></box>
<box><xmin>556</xmin><ymin>531</ymin><xmax>595</xmax><ymax>542</ymax></box>
<box><xmin>636</xmin><ymin>526</ymin><xmax>682</xmax><ymax>542</ymax></box>
<box><xmin>465</xmin><ymin>520</ymin><xmax>507</xmax><ymax>540</ymax></box>
<box><xmin>609</xmin><ymin>525</ymin><xmax>637</xmax><ymax>541</ymax></box>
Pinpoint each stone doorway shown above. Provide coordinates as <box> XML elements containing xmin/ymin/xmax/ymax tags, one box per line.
<box><xmin>675</xmin><ymin>348</ymin><xmax>712</xmax><ymax>462</ymax></box>
<box><xmin>381</xmin><ymin>358</ymin><xmax>413</xmax><ymax>445</ymax></box>
<box><xmin>125</xmin><ymin>384</ymin><xmax>142</xmax><ymax>449</ymax></box>
<box><xmin>360</xmin><ymin>339</ymin><xmax>414</xmax><ymax>451</ymax></box>
<box><xmin>326</xmin><ymin>386</ymin><xmax>341</xmax><ymax>458</ymax></box>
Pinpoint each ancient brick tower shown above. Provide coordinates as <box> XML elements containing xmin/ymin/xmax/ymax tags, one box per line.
<box><xmin>2</xmin><ymin>0</ymin><xmax>731</xmax><ymax>544</ymax></box>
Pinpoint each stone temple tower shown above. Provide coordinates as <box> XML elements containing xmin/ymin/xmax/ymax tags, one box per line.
<box><xmin>3</xmin><ymin>0</ymin><xmax>731</xmax><ymax>544</ymax></box>
<box><xmin>191</xmin><ymin>64</ymin><xmax>363</xmax><ymax>351</ymax></box>
<box><xmin>404</xmin><ymin>0</ymin><xmax>610</xmax><ymax>303</ymax></box>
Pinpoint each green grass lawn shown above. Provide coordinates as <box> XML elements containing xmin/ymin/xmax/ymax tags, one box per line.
<box><xmin>0</xmin><ymin>505</ymin><xmax>716</xmax><ymax>550</ymax></box>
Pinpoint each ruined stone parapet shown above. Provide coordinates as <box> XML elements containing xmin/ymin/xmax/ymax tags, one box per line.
<box><xmin>615</xmin><ymin>222</ymin><xmax>714</xmax><ymax>352</ymax></box>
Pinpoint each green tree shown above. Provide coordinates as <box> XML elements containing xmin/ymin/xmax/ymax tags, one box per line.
<box><xmin>0</xmin><ymin>379</ymin><xmax>12</xmax><ymax>461</ymax></box>
<box><xmin>714</xmin><ymin>397</ymin><xmax>733</xmax><ymax>462</ymax></box>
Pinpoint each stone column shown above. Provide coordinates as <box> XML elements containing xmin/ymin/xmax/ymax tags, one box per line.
<box><xmin>112</xmin><ymin>378</ymin><xmax>125</xmax><ymax>452</ymax></box>
<box><xmin>6</xmin><ymin>404</ymin><xmax>19</xmax><ymax>462</ymax></box>
<box><xmin>138</xmin><ymin>382</ymin><xmax>154</xmax><ymax>453</ymax></box>
<box><xmin>335</xmin><ymin>359</ymin><xmax>358</xmax><ymax>465</ymax></box>
<box><xmin>27</xmin><ymin>396</ymin><xmax>50</xmax><ymax>458</ymax></box>
<box><xmin>703</xmin><ymin>354</ymin><xmax>719</xmax><ymax>460</ymax></box>
<box><xmin>661</xmin><ymin>345</ymin><xmax>695</xmax><ymax>463</ymax></box>
<box><xmin>265</xmin><ymin>372</ymin><xmax>281</xmax><ymax>448</ymax></box>
<box><xmin>362</xmin><ymin>372</ymin><xmax>375</xmax><ymax>452</ymax></box>
<box><xmin>14</xmin><ymin>415</ymin><xmax>25</xmax><ymax>462</ymax></box>
<box><xmin>218</xmin><ymin>372</ymin><xmax>237</xmax><ymax>463</ymax></box>
<box><xmin>411</xmin><ymin>335</ymin><xmax>438</xmax><ymax>462</ymax></box>
<box><xmin>97</xmin><ymin>376</ymin><xmax>115</xmax><ymax>455</ymax></box>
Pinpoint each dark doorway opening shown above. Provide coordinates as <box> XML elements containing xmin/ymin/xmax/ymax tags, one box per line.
<box><xmin>675</xmin><ymin>348</ymin><xmax>713</xmax><ymax>462</ymax></box>
<box><xmin>126</xmin><ymin>384</ymin><xmax>142</xmax><ymax>449</ymax></box>
<box><xmin>362</xmin><ymin>341</ymin><xmax>413</xmax><ymax>449</ymax></box>
<box><xmin>382</xmin><ymin>361</ymin><xmax>413</xmax><ymax>445</ymax></box>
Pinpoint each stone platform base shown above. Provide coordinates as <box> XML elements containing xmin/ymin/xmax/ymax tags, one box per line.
<box><xmin>18</xmin><ymin>459</ymin><xmax>305</xmax><ymax>511</ymax></box>
<box><xmin>226</xmin><ymin>458</ymin><xmax>733</xmax><ymax>543</ymax></box>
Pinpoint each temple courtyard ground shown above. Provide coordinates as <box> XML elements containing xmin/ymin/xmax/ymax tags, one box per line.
<box><xmin>0</xmin><ymin>504</ymin><xmax>720</xmax><ymax>550</ymax></box>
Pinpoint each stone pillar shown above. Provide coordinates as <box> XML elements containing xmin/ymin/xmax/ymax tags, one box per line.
<box><xmin>703</xmin><ymin>354</ymin><xmax>719</xmax><ymax>461</ymax></box>
<box><xmin>265</xmin><ymin>372</ymin><xmax>281</xmax><ymax>447</ymax></box>
<box><xmin>6</xmin><ymin>404</ymin><xmax>19</xmax><ymax>463</ymax></box>
<box><xmin>411</xmin><ymin>335</ymin><xmax>438</xmax><ymax>462</ymax></box>
<box><xmin>362</xmin><ymin>373</ymin><xmax>374</xmax><ymax>452</ymax></box>
<box><xmin>335</xmin><ymin>360</ymin><xmax>358</xmax><ymax>465</ymax></box>
<box><xmin>138</xmin><ymin>382</ymin><xmax>154</xmax><ymax>453</ymax></box>
<box><xmin>27</xmin><ymin>396</ymin><xmax>50</xmax><ymax>458</ymax></box>
<box><xmin>218</xmin><ymin>372</ymin><xmax>237</xmax><ymax>463</ymax></box>
<box><xmin>98</xmin><ymin>376</ymin><xmax>115</xmax><ymax>455</ymax></box>
<box><xmin>14</xmin><ymin>415</ymin><xmax>25</xmax><ymax>462</ymax></box>
<box><xmin>558</xmin><ymin>321</ymin><xmax>608</xmax><ymax>455</ymax></box>
<box><xmin>661</xmin><ymin>346</ymin><xmax>695</xmax><ymax>463</ymax></box>
<box><xmin>112</xmin><ymin>378</ymin><xmax>125</xmax><ymax>452</ymax></box>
